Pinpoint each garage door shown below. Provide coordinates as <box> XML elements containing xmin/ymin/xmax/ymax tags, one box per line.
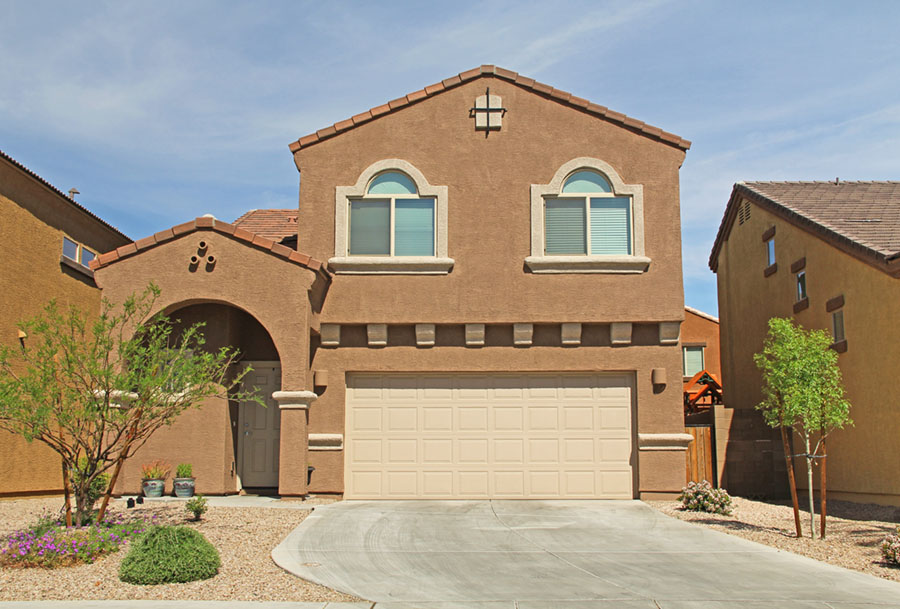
<box><xmin>345</xmin><ymin>373</ymin><xmax>634</xmax><ymax>499</ymax></box>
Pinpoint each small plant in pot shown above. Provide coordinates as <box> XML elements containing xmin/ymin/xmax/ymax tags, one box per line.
<box><xmin>173</xmin><ymin>463</ymin><xmax>195</xmax><ymax>498</ymax></box>
<box><xmin>140</xmin><ymin>460</ymin><xmax>171</xmax><ymax>498</ymax></box>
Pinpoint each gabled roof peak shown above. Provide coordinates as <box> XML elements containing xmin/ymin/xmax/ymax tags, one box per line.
<box><xmin>288</xmin><ymin>65</ymin><xmax>690</xmax><ymax>154</ymax></box>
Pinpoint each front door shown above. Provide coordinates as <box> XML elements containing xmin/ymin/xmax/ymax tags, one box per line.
<box><xmin>237</xmin><ymin>362</ymin><xmax>281</xmax><ymax>488</ymax></box>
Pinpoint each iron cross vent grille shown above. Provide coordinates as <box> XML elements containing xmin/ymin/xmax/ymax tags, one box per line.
<box><xmin>470</xmin><ymin>87</ymin><xmax>506</xmax><ymax>135</ymax></box>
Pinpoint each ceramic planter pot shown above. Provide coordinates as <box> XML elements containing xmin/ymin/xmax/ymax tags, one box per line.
<box><xmin>173</xmin><ymin>477</ymin><xmax>195</xmax><ymax>498</ymax></box>
<box><xmin>141</xmin><ymin>478</ymin><xmax>165</xmax><ymax>498</ymax></box>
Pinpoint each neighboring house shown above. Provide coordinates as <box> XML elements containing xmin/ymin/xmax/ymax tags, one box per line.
<box><xmin>710</xmin><ymin>181</ymin><xmax>900</xmax><ymax>505</ymax></box>
<box><xmin>93</xmin><ymin>65</ymin><xmax>694</xmax><ymax>499</ymax></box>
<box><xmin>681</xmin><ymin>306</ymin><xmax>720</xmax><ymax>389</ymax></box>
<box><xmin>0</xmin><ymin>149</ymin><xmax>131</xmax><ymax>497</ymax></box>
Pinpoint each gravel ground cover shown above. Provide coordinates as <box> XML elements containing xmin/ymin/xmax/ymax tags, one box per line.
<box><xmin>648</xmin><ymin>496</ymin><xmax>900</xmax><ymax>582</ymax></box>
<box><xmin>0</xmin><ymin>496</ymin><xmax>363</xmax><ymax>602</ymax></box>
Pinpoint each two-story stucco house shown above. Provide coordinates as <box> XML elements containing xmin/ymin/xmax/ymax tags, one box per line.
<box><xmin>710</xmin><ymin>181</ymin><xmax>900</xmax><ymax>505</ymax></box>
<box><xmin>93</xmin><ymin>66</ymin><xmax>693</xmax><ymax>500</ymax></box>
<box><xmin>1</xmin><ymin>149</ymin><xmax>131</xmax><ymax>497</ymax></box>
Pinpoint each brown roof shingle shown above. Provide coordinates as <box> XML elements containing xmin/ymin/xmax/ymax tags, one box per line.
<box><xmin>232</xmin><ymin>209</ymin><xmax>298</xmax><ymax>242</ymax></box>
<box><xmin>710</xmin><ymin>181</ymin><xmax>900</xmax><ymax>275</ymax></box>
<box><xmin>288</xmin><ymin>65</ymin><xmax>691</xmax><ymax>154</ymax></box>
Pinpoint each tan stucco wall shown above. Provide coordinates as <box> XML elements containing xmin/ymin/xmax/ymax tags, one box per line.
<box><xmin>307</xmin><ymin>327</ymin><xmax>686</xmax><ymax>497</ymax></box>
<box><xmin>294</xmin><ymin>78</ymin><xmax>686</xmax><ymax>324</ymax></box>
<box><xmin>94</xmin><ymin>229</ymin><xmax>319</xmax><ymax>495</ymax></box>
<box><xmin>715</xmin><ymin>199</ymin><xmax>900</xmax><ymax>504</ymax></box>
<box><xmin>681</xmin><ymin>310</ymin><xmax>721</xmax><ymax>388</ymax></box>
<box><xmin>0</xmin><ymin>158</ymin><xmax>129</xmax><ymax>496</ymax></box>
<box><xmin>294</xmin><ymin>78</ymin><xmax>688</xmax><ymax>497</ymax></box>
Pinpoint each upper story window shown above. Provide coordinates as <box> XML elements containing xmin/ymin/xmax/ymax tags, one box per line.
<box><xmin>62</xmin><ymin>236</ymin><xmax>95</xmax><ymax>268</ymax></box>
<box><xmin>349</xmin><ymin>171</ymin><xmax>434</xmax><ymax>257</ymax></box>
<box><xmin>832</xmin><ymin>309</ymin><xmax>845</xmax><ymax>343</ymax></box>
<box><xmin>766</xmin><ymin>238</ymin><xmax>775</xmax><ymax>266</ymax></box>
<box><xmin>544</xmin><ymin>170</ymin><xmax>631</xmax><ymax>256</ymax></box>
<box><xmin>526</xmin><ymin>157</ymin><xmax>649</xmax><ymax>273</ymax></box>
<box><xmin>330</xmin><ymin>159</ymin><xmax>452</xmax><ymax>274</ymax></box>
<box><xmin>796</xmin><ymin>270</ymin><xmax>807</xmax><ymax>301</ymax></box>
<box><xmin>683</xmin><ymin>345</ymin><xmax>705</xmax><ymax>378</ymax></box>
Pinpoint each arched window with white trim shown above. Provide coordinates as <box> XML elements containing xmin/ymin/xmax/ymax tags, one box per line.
<box><xmin>330</xmin><ymin>160</ymin><xmax>452</xmax><ymax>274</ymax></box>
<box><xmin>526</xmin><ymin>158</ymin><xmax>649</xmax><ymax>273</ymax></box>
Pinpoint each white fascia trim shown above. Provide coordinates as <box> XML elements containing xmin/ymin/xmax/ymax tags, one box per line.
<box><xmin>525</xmin><ymin>255</ymin><xmax>651</xmax><ymax>274</ymax></box>
<box><xmin>529</xmin><ymin>157</ymin><xmax>648</xmax><ymax>273</ymax></box>
<box><xmin>334</xmin><ymin>159</ymin><xmax>450</xmax><ymax>274</ymax></box>
<box><xmin>328</xmin><ymin>256</ymin><xmax>454</xmax><ymax>274</ymax></box>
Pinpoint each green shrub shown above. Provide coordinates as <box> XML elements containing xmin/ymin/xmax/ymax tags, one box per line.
<box><xmin>185</xmin><ymin>495</ymin><xmax>208</xmax><ymax>521</ymax></box>
<box><xmin>71</xmin><ymin>458</ymin><xmax>111</xmax><ymax>511</ymax></box>
<box><xmin>882</xmin><ymin>527</ymin><xmax>900</xmax><ymax>565</ymax></box>
<box><xmin>175</xmin><ymin>463</ymin><xmax>193</xmax><ymax>478</ymax></box>
<box><xmin>678</xmin><ymin>480</ymin><xmax>733</xmax><ymax>515</ymax></box>
<box><xmin>119</xmin><ymin>525</ymin><xmax>220</xmax><ymax>584</ymax></box>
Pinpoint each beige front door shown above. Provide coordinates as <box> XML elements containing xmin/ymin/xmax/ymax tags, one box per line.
<box><xmin>238</xmin><ymin>362</ymin><xmax>281</xmax><ymax>488</ymax></box>
<box><xmin>345</xmin><ymin>373</ymin><xmax>634</xmax><ymax>499</ymax></box>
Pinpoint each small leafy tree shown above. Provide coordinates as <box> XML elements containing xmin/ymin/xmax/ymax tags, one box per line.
<box><xmin>0</xmin><ymin>284</ymin><xmax>258</xmax><ymax>526</ymax></box>
<box><xmin>754</xmin><ymin>317</ymin><xmax>851</xmax><ymax>538</ymax></box>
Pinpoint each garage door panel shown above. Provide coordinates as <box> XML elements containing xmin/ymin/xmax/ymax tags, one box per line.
<box><xmin>346</xmin><ymin>373</ymin><xmax>633</xmax><ymax>499</ymax></box>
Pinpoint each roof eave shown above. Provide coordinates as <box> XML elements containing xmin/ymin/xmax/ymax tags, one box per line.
<box><xmin>288</xmin><ymin>65</ymin><xmax>691</xmax><ymax>156</ymax></box>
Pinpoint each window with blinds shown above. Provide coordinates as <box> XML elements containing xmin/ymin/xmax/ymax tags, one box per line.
<box><xmin>348</xmin><ymin>171</ymin><xmax>436</xmax><ymax>257</ymax></box>
<box><xmin>683</xmin><ymin>346</ymin><xmax>705</xmax><ymax>377</ymax></box>
<box><xmin>543</xmin><ymin>169</ymin><xmax>632</xmax><ymax>255</ymax></box>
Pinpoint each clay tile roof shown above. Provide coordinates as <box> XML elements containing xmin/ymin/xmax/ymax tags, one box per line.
<box><xmin>710</xmin><ymin>181</ymin><xmax>900</xmax><ymax>275</ymax></box>
<box><xmin>288</xmin><ymin>65</ymin><xmax>691</xmax><ymax>154</ymax></box>
<box><xmin>0</xmin><ymin>148</ymin><xmax>129</xmax><ymax>241</ymax></box>
<box><xmin>90</xmin><ymin>217</ymin><xmax>328</xmax><ymax>279</ymax></box>
<box><xmin>232</xmin><ymin>209</ymin><xmax>298</xmax><ymax>242</ymax></box>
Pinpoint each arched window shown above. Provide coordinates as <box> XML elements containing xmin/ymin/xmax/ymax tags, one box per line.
<box><xmin>527</xmin><ymin>158</ymin><xmax>648</xmax><ymax>273</ymax></box>
<box><xmin>331</xmin><ymin>160</ymin><xmax>452</xmax><ymax>274</ymax></box>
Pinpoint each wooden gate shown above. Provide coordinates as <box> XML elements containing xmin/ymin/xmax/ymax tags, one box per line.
<box><xmin>685</xmin><ymin>425</ymin><xmax>717</xmax><ymax>486</ymax></box>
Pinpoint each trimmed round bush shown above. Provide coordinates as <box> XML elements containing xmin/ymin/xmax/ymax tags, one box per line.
<box><xmin>678</xmin><ymin>480</ymin><xmax>733</xmax><ymax>515</ymax></box>
<box><xmin>882</xmin><ymin>528</ymin><xmax>900</xmax><ymax>565</ymax></box>
<box><xmin>119</xmin><ymin>525</ymin><xmax>220</xmax><ymax>584</ymax></box>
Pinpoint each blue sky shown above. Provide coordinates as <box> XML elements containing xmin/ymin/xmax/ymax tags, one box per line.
<box><xmin>2</xmin><ymin>1</ymin><xmax>898</xmax><ymax>316</ymax></box>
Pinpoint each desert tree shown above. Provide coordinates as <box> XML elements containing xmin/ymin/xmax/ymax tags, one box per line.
<box><xmin>754</xmin><ymin>317</ymin><xmax>851</xmax><ymax>538</ymax></box>
<box><xmin>0</xmin><ymin>284</ymin><xmax>259</xmax><ymax>526</ymax></box>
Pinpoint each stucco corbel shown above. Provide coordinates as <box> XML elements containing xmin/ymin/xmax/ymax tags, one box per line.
<box><xmin>272</xmin><ymin>390</ymin><xmax>318</xmax><ymax>410</ymax></box>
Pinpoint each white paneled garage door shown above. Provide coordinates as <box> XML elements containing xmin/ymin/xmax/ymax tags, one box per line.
<box><xmin>345</xmin><ymin>373</ymin><xmax>634</xmax><ymax>499</ymax></box>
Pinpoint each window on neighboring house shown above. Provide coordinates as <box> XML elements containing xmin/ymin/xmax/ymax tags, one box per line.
<box><xmin>796</xmin><ymin>270</ymin><xmax>807</xmax><ymax>301</ymax></box>
<box><xmin>683</xmin><ymin>345</ymin><xmax>705</xmax><ymax>377</ymax></box>
<box><xmin>349</xmin><ymin>171</ymin><xmax>435</xmax><ymax>256</ymax></box>
<box><xmin>330</xmin><ymin>159</ymin><xmax>452</xmax><ymax>274</ymax></box>
<box><xmin>832</xmin><ymin>310</ymin><xmax>845</xmax><ymax>343</ymax></box>
<box><xmin>526</xmin><ymin>157</ymin><xmax>648</xmax><ymax>273</ymax></box>
<box><xmin>766</xmin><ymin>238</ymin><xmax>775</xmax><ymax>266</ymax></box>
<box><xmin>62</xmin><ymin>236</ymin><xmax>94</xmax><ymax>268</ymax></box>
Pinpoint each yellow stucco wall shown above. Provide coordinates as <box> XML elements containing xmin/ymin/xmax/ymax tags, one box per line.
<box><xmin>716</xmin><ymin>198</ymin><xmax>900</xmax><ymax>505</ymax></box>
<box><xmin>0</xmin><ymin>157</ymin><xmax>129</xmax><ymax>497</ymax></box>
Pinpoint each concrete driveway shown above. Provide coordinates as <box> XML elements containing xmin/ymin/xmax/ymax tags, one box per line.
<box><xmin>273</xmin><ymin>500</ymin><xmax>900</xmax><ymax>609</ymax></box>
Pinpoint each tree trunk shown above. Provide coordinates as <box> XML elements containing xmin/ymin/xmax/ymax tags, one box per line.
<box><xmin>780</xmin><ymin>426</ymin><xmax>802</xmax><ymax>537</ymax></box>
<box><xmin>820</xmin><ymin>438</ymin><xmax>827</xmax><ymax>540</ymax></box>
<box><xmin>97</xmin><ymin>454</ymin><xmax>127</xmax><ymax>523</ymax></box>
<box><xmin>61</xmin><ymin>461</ymin><xmax>72</xmax><ymax>528</ymax></box>
<box><xmin>804</xmin><ymin>433</ymin><xmax>815</xmax><ymax>539</ymax></box>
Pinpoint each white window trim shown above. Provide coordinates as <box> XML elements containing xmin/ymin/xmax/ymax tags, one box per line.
<box><xmin>683</xmin><ymin>345</ymin><xmax>705</xmax><ymax>378</ymax></box>
<box><xmin>525</xmin><ymin>157</ymin><xmax>649</xmax><ymax>273</ymax></box>
<box><xmin>330</xmin><ymin>159</ymin><xmax>453</xmax><ymax>274</ymax></box>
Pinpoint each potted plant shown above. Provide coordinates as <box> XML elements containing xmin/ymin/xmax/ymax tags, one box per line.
<box><xmin>140</xmin><ymin>460</ymin><xmax>170</xmax><ymax>498</ymax></box>
<box><xmin>173</xmin><ymin>463</ymin><xmax>195</xmax><ymax>498</ymax></box>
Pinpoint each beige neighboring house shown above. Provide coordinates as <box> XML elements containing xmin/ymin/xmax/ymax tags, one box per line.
<box><xmin>0</xmin><ymin>149</ymin><xmax>131</xmax><ymax>497</ymax></box>
<box><xmin>93</xmin><ymin>65</ymin><xmax>695</xmax><ymax>500</ymax></box>
<box><xmin>710</xmin><ymin>180</ymin><xmax>900</xmax><ymax>505</ymax></box>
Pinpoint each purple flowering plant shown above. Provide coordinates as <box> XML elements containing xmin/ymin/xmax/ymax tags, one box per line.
<box><xmin>1</xmin><ymin>510</ymin><xmax>149</xmax><ymax>568</ymax></box>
